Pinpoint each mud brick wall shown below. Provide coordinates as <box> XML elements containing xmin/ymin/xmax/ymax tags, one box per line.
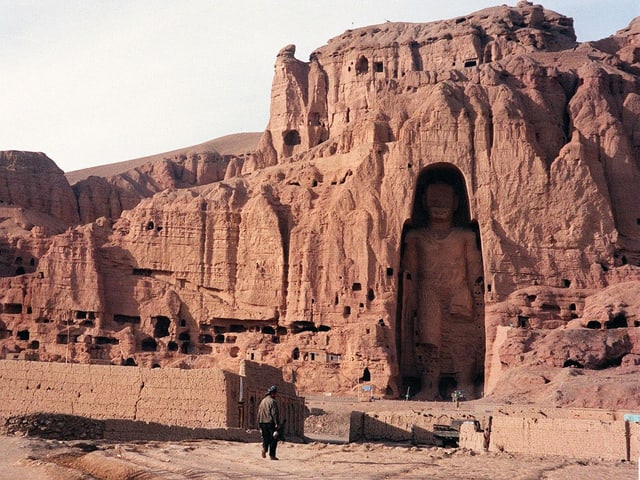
<box><xmin>629</xmin><ymin>422</ymin><xmax>640</xmax><ymax>461</ymax></box>
<box><xmin>489</xmin><ymin>416</ymin><xmax>627</xmax><ymax>461</ymax></box>
<box><xmin>241</xmin><ymin>360</ymin><xmax>305</xmax><ymax>438</ymax></box>
<box><xmin>459</xmin><ymin>421</ymin><xmax>485</xmax><ymax>451</ymax></box>
<box><xmin>0</xmin><ymin>359</ymin><xmax>235</xmax><ymax>429</ymax></box>
<box><xmin>349</xmin><ymin>410</ymin><xmax>483</xmax><ymax>443</ymax></box>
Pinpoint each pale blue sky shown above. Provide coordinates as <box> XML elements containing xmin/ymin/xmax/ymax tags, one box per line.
<box><xmin>1</xmin><ymin>1</ymin><xmax>638</xmax><ymax>172</ymax></box>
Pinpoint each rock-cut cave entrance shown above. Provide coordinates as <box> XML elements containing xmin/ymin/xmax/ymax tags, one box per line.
<box><xmin>396</xmin><ymin>164</ymin><xmax>485</xmax><ymax>401</ymax></box>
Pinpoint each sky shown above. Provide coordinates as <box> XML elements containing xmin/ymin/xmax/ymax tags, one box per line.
<box><xmin>1</xmin><ymin>1</ymin><xmax>638</xmax><ymax>173</ymax></box>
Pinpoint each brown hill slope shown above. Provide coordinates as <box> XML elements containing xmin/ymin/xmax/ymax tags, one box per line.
<box><xmin>64</xmin><ymin>132</ymin><xmax>262</xmax><ymax>185</ymax></box>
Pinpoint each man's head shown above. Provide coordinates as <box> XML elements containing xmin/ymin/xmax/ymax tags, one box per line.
<box><xmin>267</xmin><ymin>385</ymin><xmax>278</xmax><ymax>396</ymax></box>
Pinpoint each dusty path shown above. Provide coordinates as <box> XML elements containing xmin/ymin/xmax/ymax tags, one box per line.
<box><xmin>0</xmin><ymin>435</ymin><xmax>636</xmax><ymax>480</ymax></box>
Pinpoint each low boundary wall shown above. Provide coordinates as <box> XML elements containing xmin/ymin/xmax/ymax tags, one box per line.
<box><xmin>350</xmin><ymin>402</ymin><xmax>640</xmax><ymax>461</ymax></box>
<box><xmin>0</xmin><ymin>359</ymin><xmax>304</xmax><ymax>440</ymax></box>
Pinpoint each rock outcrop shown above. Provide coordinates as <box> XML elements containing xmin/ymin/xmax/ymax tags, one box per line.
<box><xmin>0</xmin><ymin>2</ymin><xmax>639</xmax><ymax>408</ymax></box>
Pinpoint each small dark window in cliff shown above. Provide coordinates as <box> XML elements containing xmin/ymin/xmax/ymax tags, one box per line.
<box><xmin>57</xmin><ymin>333</ymin><xmax>74</xmax><ymax>344</ymax></box>
<box><xmin>487</xmin><ymin>284</ymin><xmax>492</xmax><ymax>292</ymax></box>
<box><xmin>346</xmin><ymin>108</ymin><xmax>350</xmax><ymax>123</ymax></box>
<box><xmin>309</xmin><ymin>112</ymin><xmax>321</xmax><ymax>126</ymax></box>
<box><xmin>199</xmin><ymin>334</ymin><xmax>213</xmax><ymax>343</ymax></box>
<box><xmin>317</xmin><ymin>325</ymin><xmax>331</xmax><ymax>332</ymax></box>
<box><xmin>343</xmin><ymin>306</ymin><xmax>351</xmax><ymax>316</ymax></box>
<box><xmin>88</xmin><ymin>311</ymin><xmax>95</xmax><ymax>319</ymax></box>
<box><xmin>156</xmin><ymin>226</ymin><xmax>163</xmax><ymax>232</ymax></box>
<box><xmin>374</xmin><ymin>61</ymin><xmax>383</xmax><ymax>73</ymax></box>
<box><xmin>292</xmin><ymin>347</ymin><xmax>300</xmax><ymax>360</ymax></box>
<box><xmin>213</xmin><ymin>326</ymin><xmax>226</xmax><ymax>334</ymax></box>
<box><xmin>124</xmin><ymin>357</ymin><xmax>137</xmax><ymax>366</ymax></box>
<box><xmin>360</xmin><ymin>367</ymin><xmax>371</xmax><ymax>382</ymax></box>
<box><xmin>214</xmin><ymin>334</ymin><xmax>225</xmax><ymax>343</ymax></box>
<box><xmin>146</xmin><ymin>221</ymin><xmax>154</xmax><ymax>230</ymax></box>
<box><xmin>26</xmin><ymin>306</ymin><xmax>32</xmax><ymax>314</ymax></box>
<box><xmin>283</xmin><ymin>130</ymin><xmax>301</xmax><ymax>146</ymax></box>
<box><xmin>334</xmin><ymin>295</ymin><xmax>339</xmax><ymax>305</ymax></box>
<box><xmin>386</xmin><ymin>267</ymin><xmax>393</xmax><ymax>277</ymax></box>
<box><xmin>261</xmin><ymin>326</ymin><xmax>275</xmax><ymax>335</ymax></box>
<box><xmin>276</xmin><ymin>326</ymin><xmax>287</xmax><ymax>336</ymax></box>
<box><xmin>378</xmin><ymin>319</ymin><xmax>385</xmax><ymax>327</ymax></box>
<box><xmin>133</xmin><ymin>268</ymin><xmax>152</xmax><ymax>276</ymax></box>
<box><xmin>4</xmin><ymin>303</ymin><xmax>22</xmax><ymax>314</ymax></box>
<box><xmin>352</xmin><ymin>283</ymin><xmax>362</xmax><ymax>291</ymax></box>
<box><xmin>367</xmin><ymin>288</ymin><xmax>375</xmax><ymax>302</ymax></box>
<box><xmin>569</xmin><ymin>303</ymin><xmax>576</xmax><ymax>311</ymax></box>
<box><xmin>606</xmin><ymin>313</ymin><xmax>627</xmax><ymax>329</ymax></box>
<box><xmin>229</xmin><ymin>324</ymin><xmax>246</xmax><ymax>333</ymax></box>
<box><xmin>517</xmin><ymin>316</ymin><xmax>529</xmax><ymax>328</ymax></box>
<box><xmin>356</xmin><ymin>56</ymin><xmax>369</xmax><ymax>75</ymax></box>
<box><xmin>76</xmin><ymin>311</ymin><xmax>87</xmax><ymax>319</ymax></box>
<box><xmin>563</xmin><ymin>359</ymin><xmax>583</xmax><ymax>368</ymax></box>
<box><xmin>178</xmin><ymin>332</ymin><xmax>190</xmax><ymax>341</ymax></box>
<box><xmin>114</xmin><ymin>314</ymin><xmax>141</xmax><ymax>324</ymax></box>
<box><xmin>328</xmin><ymin>353</ymin><xmax>342</xmax><ymax>363</ymax></box>
<box><xmin>14</xmin><ymin>256</ymin><xmax>22</xmax><ymax>265</ymax></box>
<box><xmin>29</xmin><ymin>340</ymin><xmax>39</xmax><ymax>349</ymax></box>
<box><xmin>541</xmin><ymin>304</ymin><xmax>560</xmax><ymax>313</ymax></box>
<box><xmin>637</xmin><ymin>218</ymin><xmax>640</xmax><ymax>225</ymax></box>
<box><xmin>15</xmin><ymin>266</ymin><xmax>25</xmax><ymax>275</ymax></box>
<box><xmin>168</xmin><ymin>341</ymin><xmax>178</xmax><ymax>351</ymax></box>
<box><xmin>359</xmin><ymin>302</ymin><xmax>365</xmax><ymax>308</ymax></box>
<box><xmin>179</xmin><ymin>319</ymin><xmax>186</xmax><ymax>327</ymax></box>
<box><xmin>464</xmin><ymin>59</ymin><xmax>477</xmax><ymax>68</ymax></box>
<box><xmin>141</xmin><ymin>337</ymin><xmax>157</xmax><ymax>352</ymax></box>
<box><xmin>153</xmin><ymin>316</ymin><xmax>170</xmax><ymax>338</ymax></box>
<box><xmin>225</xmin><ymin>335</ymin><xmax>237</xmax><ymax>344</ymax></box>
<box><xmin>17</xmin><ymin>329</ymin><xmax>29</xmax><ymax>341</ymax></box>
<box><xmin>310</xmin><ymin>352</ymin><xmax>315</xmax><ymax>361</ymax></box>
<box><xmin>271</xmin><ymin>335</ymin><xmax>279</xmax><ymax>343</ymax></box>
<box><xmin>455</xmin><ymin>16</ymin><xmax>466</xmax><ymax>23</ymax></box>
<box><xmin>180</xmin><ymin>342</ymin><xmax>193</xmax><ymax>354</ymax></box>
<box><xmin>95</xmin><ymin>336</ymin><xmax>118</xmax><ymax>345</ymax></box>
<box><xmin>562</xmin><ymin>279</ymin><xmax>571</xmax><ymax>288</ymax></box>
<box><xmin>30</xmin><ymin>258</ymin><xmax>35</xmax><ymax>266</ymax></box>
<box><xmin>586</xmin><ymin>320</ymin><xmax>601</xmax><ymax>329</ymax></box>
<box><xmin>291</xmin><ymin>321</ymin><xmax>316</xmax><ymax>334</ymax></box>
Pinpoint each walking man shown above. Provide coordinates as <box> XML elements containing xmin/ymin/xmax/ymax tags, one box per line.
<box><xmin>258</xmin><ymin>385</ymin><xmax>280</xmax><ymax>460</ymax></box>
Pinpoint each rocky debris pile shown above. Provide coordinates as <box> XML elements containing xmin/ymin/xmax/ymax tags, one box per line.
<box><xmin>3</xmin><ymin>413</ymin><xmax>105</xmax><ymax>440</ymax></box>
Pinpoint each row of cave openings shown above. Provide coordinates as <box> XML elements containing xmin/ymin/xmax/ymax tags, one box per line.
<box><xmin>348</xmin><ymin>44</ymin><xmax>479</xmax><ymax>81</ymax></box>
<box><xmin>0</xmin><ymin>253</ymin><xmax>37</xmax><ymax>278</ymax></box>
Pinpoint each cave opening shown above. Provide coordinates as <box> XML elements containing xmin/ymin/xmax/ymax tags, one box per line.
<box><xmin>396</xmin><ymin>163</ymin><xmax>485</xmax><ymax>401</ymax></box>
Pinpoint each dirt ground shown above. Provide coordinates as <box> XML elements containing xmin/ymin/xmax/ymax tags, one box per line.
<box><xmin>0</xmin><ymin>396</ymin><xmax>637</xmax><ymax>480</ymax></box>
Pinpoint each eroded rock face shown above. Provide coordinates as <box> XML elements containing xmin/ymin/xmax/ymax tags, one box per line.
<box><xmin>73</xmin><ymin>150</ymin><xmax>238</xmax><ymax>224</ymax></box>
<box><xmin>0</xmin><ymin>2</ymin><xmax>639</xmax><ymax>407</ymax></box>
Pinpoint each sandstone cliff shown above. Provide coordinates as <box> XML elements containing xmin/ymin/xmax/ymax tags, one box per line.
<box><xmin>1</xmin><ymin>2</ymin><xmax>639</xmax><ymax>408</ymax></box>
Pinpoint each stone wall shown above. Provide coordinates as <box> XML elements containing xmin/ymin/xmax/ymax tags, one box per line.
<box><xmin>241</xmin><ymin>360</ymin><xmax>305</xmax><ymax>438</ymax></box>
<box><xmin>630</xmin><ymin>422</ymin><xmax>640</xmax><ymax>461</ymax></box>
<box><xmin>0</xmin><ymin>359</ymin><xmax>305</xmax><ymax>440</ymax></box>
<box><xmin>350</xmin><ymin>403</ymin><xmax>640</xmax><ymax>461</ymax></box>
<box><xmin>0</xmin><ymin>359</ymin><xmax>231</xmax><ymax>427</ymax></box>
<box><xmin>349</xmin><ymin>408</ymin><xmax>483</xmax><ymax>444</ymax></box>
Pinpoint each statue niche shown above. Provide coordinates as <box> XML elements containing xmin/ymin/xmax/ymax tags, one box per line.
<box><xmin>398</xmin><ymin>167</ymin><xmax>485</xmax><ymax>401</ymax></box>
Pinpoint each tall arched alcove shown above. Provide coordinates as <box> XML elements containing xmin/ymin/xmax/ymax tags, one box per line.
<box><xmin>396</xmin><ymin>163</ymin><xmax>485</xmax><ymax>400</ymax></box>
